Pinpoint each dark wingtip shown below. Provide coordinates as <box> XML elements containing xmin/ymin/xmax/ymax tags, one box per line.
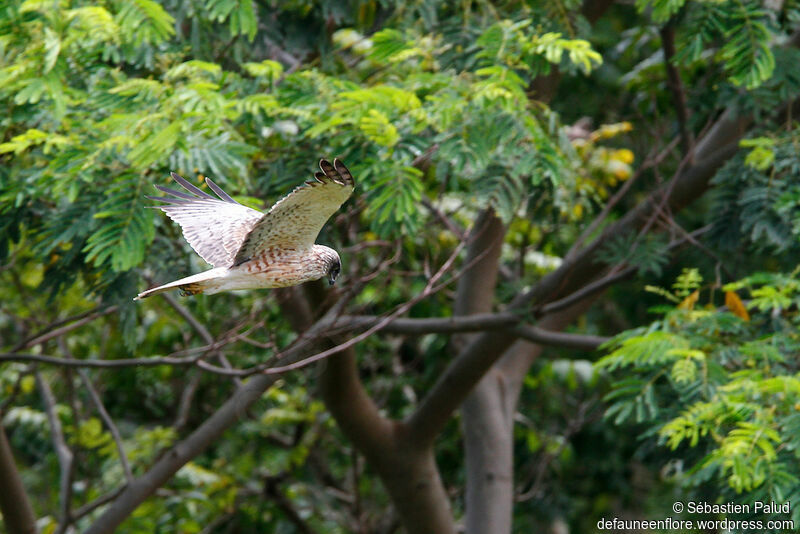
<box><xmin>205</xmin><ymin>176</ymin><xmax>238</xmax><ymax>204</ymax></box>
<box><xmin>168</xmin><ymin>172</ymin><xmax>215</xmax><ymax>199</ymax></box>
<box><xmin>319</xmin><ymin>159</ymin><xmax>334</xmax><ymax>175</ymax></box>
<box><xmin>318</xmin><ymin>158</ymin><xmax>353</xmax><ymax>187</ymax></box>
<box><xmin>332</xmin><ymin>158</ymin><xmax>354</xmax><ymax>187</ymax></box>
<box><xmin>153</xmin><ymin>184</ymin><xmax>197</xmax><ymax>201</ymax></box>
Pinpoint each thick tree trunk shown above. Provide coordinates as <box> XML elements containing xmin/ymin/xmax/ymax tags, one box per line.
<box><xmin>301</xmin><ymin>280</ymin><xmax>457</xmax><ymax>534</ymax></box>
<box><xmin>370</xmin><ymin>425</ymin><xmax>456</xmax><ymax>534</ymax></box>
<box><xmin>462</xmin><ymin>371</ymin><xmax>515</xmax><ymax>534</ymax></box>
<box><xmin>461</xmin><ymin>300</ymin><xmax>598</xmax><ymax>534</ymax></box>
<box><xmin>451</xmin><ymin>209</ymin><xmax>510</xmax><ymax>534</ymax></box>
<box><xmin>0</xmin><ymin>423</ymin><xmax>38</xmax><ymax>534</ymax></box>
<box><xmin>320</xmin><ymin>351</ymin><xmax>457</xmax><ymax>534</ymax></box>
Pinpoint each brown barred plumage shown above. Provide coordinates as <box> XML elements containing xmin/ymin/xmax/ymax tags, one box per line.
<box><xmin>135</xmin><ymin>159</ymin><xmax>353</xmax><ymax>300</ymax></box>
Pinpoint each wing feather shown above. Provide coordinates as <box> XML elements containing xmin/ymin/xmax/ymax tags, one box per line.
<box><xmin>148</xmin><ymin>173</ymin><xmax>263</xmax><ymax>268</ymax></box>
<box><xmin>170</xmin><ymin>172</ymin><xmax>215</xmax><ymax>199</ymax></box>
<box><xmin>206</xmin><ymin>177</ymin><xmax>237</xmax><ymax>203</ymax></box>
<box><xmin>232</xmin><ymin>158</ymin><xmax>355</xmax><ymax>265</ymax></box>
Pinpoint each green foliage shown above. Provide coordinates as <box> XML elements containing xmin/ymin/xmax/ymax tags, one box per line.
<box><xmin>597</xmin><ymin>231</ymin><xmax>670</xmax><ymax>276</ymax></box>
<box><xmin>672</xmin><ymin>267</ymin><xmax>702</xmax><ymax>297</ymax></box>
<box><xmin>366</xmin><ymin>166</ymin><xmax>425</xmax><ymax>235</ymax></box>
<box><xmin>84</xmin><ymin>177</ymin><xmax>155</xmax><ymax>272</ymax></box>
<box><xmin>598</xmin><ymin>270</ymin><xmax>800</xmax><ymax>517</ymax></box>
<box><xmin>476</xmin><ymin>20</ymin><xmax>602</xmax><ymax>76</ymax></box>
<box><xmin>740</xmin><ymin>136</ymin><xmax>776</xmax><ymax>171</ymax></box>
<box><xmin>205</xmin><ymin>0</ymin><xmax>257</xmax><ymax>40</ymax></box>
<box><xmin>635</xmin><ymin>0</ymin><xmax>687</xmax><ymax>24</ymax></box>
<box><xmin>368</xmin><ymin>28</ymin><xmax>414</xmax><ymax>62</ymax></box>
<box><xmin>709</xmin><ymin>127</ymin><xmax>800</xmax><ymax>254</ymax></box>
<box><xmin>638</xmin><ymin>0</ymin><xmax>778</xmax><ymax>89</ymax></box>
<box><xmin>0</xmin><ymin>2</ymin><xmax>610</xmax><ymax>530</ymax></box>
<box><xmin>3</xmin><ymin>0</ymin><xmax>800</xmax><ymax>532</ymax></box>
<box><xmin>2</xmin><ymin>0</ymin><xmax>613</xmax><ymax>273</ymax></box>
<box><xmin>116</xmin><ymin>0</ymin><xmax>175</xmax><ymax>46</ymax></box>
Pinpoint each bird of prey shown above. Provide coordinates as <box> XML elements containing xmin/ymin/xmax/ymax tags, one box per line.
<box><xmin>135</xmin><ymin>158</ymin><xmax>354</xmax><ymax>300</ymax></box>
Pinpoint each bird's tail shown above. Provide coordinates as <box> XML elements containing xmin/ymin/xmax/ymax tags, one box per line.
<box><xmin>134</xmin><ymin>268</ymin><xmax>227</xmax><ymax>300</ymax></box>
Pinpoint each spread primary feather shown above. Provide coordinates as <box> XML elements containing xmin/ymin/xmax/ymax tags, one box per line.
<box><xmin>135</xmin><ymin>158</ymin><xmax>354</xmax><ymax>300</ymax></box>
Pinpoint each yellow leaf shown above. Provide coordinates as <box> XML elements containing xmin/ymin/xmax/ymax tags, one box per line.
<box><xmin>614</xmin><ymin>148</ymin><xmax>635</xmax><ymax>164</ymax></box>
<box><xmin>725</xmin><ymin>291</ymin><xmax>750</xmax><ymax>321</ymax></box>
<box><xmin>678</xmin><ymin>290</ymin><xmax>699</xmax><ymax>310</ymax></box>
<box><xmin>21</xmin><ymin>375</ymin><xmax>36</xmax><ymax>394</ymax></box>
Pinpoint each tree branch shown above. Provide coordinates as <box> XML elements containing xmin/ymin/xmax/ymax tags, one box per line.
<box><xmin>57</xmin><ymin>337</ymin><xmax>133</xmax><ymax>484</ymax></box>
<box><xmin>85</xmin><ymin>376</ymin><xmax>280</xmax><ymax>534</ymax></box>
<box><xmin>537</xmin><ymin>266</ymin><xmax>637</xmax><ymax>317</ymax></box>
<box><xmin>0</xmin><ymin>353</ymin><xmax>207</xmax><ymax>368</ymax></box>
<box><xmin>71</xmin><ymin>487</ymin><xmax>125</xmax><ymax>521</ymax></box>
<box><xmin>0</xmin><ymin>423</ymin><xmax>38</xmax><ymax>534</ymax></box>
<box><xmin>174</xmin><ymin>371</ymin><xmax>202</xmax><ymax>431</ymax></box>
<box><xmin>451</xmin><ymin>209</ymin><xmax>510</xmax><ymax>534</ymax></box>
<box><xmin>660</xmin><ymin>22</ymin><xmax>693</xmax><ymax>156</ymax></box>
<box><xmin>36</xmin><ymin>372</ymin><xmax>74</xmax><ymax>534</ymax></box>
<box><xmin>1</xmin><ymin>310</ymin><xmax>609</xmax><ymax>373</ymax></box>
<box><xmin>12</xmin><ymin>305</ymin><xmax>118</xmax><ymax>352</ymax></box>
<box><xmin>510</xmin><ymin>325</ymin><xmax>609</xmax><ymax>351</ymax></box>
<box><xmin>263</xmin><ymin>476</ymin><xmax>319</xmax><ymax>534</ymax></box>
<box><xmin>79</xmin><ymin>370</ymin><xmax>134</xmax><ymax>483</ymax></box>
<box><xmin>161</xmin><ymin>292</ymin><xmax>242</xmax><ymax>387</ymax></box>
<box><xmin>263</xmin><ymin>34</ymin><xmax>301</xmax><ymax>71</ymax></box>
<box><xmin>406</xmin><ymin>118</ymin><xmax>747</xmax><ymax>445</ymax></box>
<box><xmin>337</xmin><ymin>313</ymin><xmax>519</xmax><ymax>335</ymax></box>
<box><xmin>83</xmin><ymin>294</ymin><xmax>346</xmax><ymax>534</ymax></box>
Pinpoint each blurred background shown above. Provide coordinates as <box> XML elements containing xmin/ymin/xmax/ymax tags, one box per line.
<box><xmin>2</xmin><ymin>0</ymin><xmax>800</xmax><ymax>533</ymax></box>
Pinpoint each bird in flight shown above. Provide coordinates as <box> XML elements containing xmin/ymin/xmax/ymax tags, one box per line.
<box><xmin>135</xmin><ymin>158</ymin><xmax>354</xmax><ymax>300</ymax></box>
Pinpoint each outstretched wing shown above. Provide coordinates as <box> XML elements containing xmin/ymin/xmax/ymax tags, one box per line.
<box><xmin>232</xmin><ymin>159</ymin><xmax>354</xmax><ymax>266</ymax></box>
<box><xmin>147</xmin><ymin>173</ymin><xmax>263</xmax><ymax>268</ymax></box>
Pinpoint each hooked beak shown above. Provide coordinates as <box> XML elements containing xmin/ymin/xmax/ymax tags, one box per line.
<box><xmin>328</xmin><ymin>273</ymin><xmax>338</xmax><ymax>286</ymax></box>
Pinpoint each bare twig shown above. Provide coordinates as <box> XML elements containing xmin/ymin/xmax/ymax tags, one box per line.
<box><xmin>1</xmin><ymin>353</ymin><xmax>206</xmax><ymax>368</ymax></box>
<box><xmin>567</xmin><ymin>136</ymin><xmax>681</xmax><ymax>261</ymax></box>
<box><xmin>537</xmin><ymin>266</ymin><xmax>637</xmax><ymax>317</ymax></box>
<box><xmin>36</xmin><ymin>372</ymin><xmax>75</xmax><ymax>533</ymax></box>
<box><xmin>262</xmin><ymin>238</ymin><xmax>468</xmax><ymax>374</ymax></box>
<box><xmin>57</xmin><ymin>337</ymin><xmax>133</xmax><ymax>485</ymax></box>
<box><xmin>71</xmin><ymin>486</ymin><xmax>126</xmax><ymax>520</ymax></box>
<box><xmin>263</xmin><ymin>476</ymin><xmax>319</xmax><ymax>534</ymax></box>
<box><xmin>332</xmin><ymin>313</ymin><xmax>519</xmax><ymax>335</ymax></box>
<box><xmin>81</xmin><ymin>369</ymin><xmax>134</xmax><ymax>483</ymax></box>
<box><xmin>422</xmin><ymin>198</ymin><xmax>466</xmax><ymax>240</ymax></box>
<box><xmin>174</xmin><ymin>372</ymin><xmax>203</xmax><ymax>431</ymax></box>
<box><xmin>660</xmin><ymin>22</ymin><xmax>693</xmax><ymax>157</ymax></box>
<box><xmin>198</xmin><ymin>512</ymin><xmax>235</xmax><ymax>534</ymax></box>
<box><xmin>511</xmin><ymin>325</ymin><xmax>609</xmax><ymax>351</ymax></box>
<box><xmin>12</xmin><ymin>306</ymin><xmax>119</xmax><ymax>352</ymax></box>
<box><xmin>161</xmin><ymin>292</ymin><xmax>243</xmax><ymax>387</ymax></box>
<box><xmin>516</xmin><ymin>398</ymin><xmax>599</xmax><ymax>501</ymax></box>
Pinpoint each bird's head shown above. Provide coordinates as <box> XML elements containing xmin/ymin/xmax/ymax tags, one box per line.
<box><xmin>327</xmin><ymin>256</ymin><xmax>341</xmax><ymax>286</ymax></box>
<box><xmin>311</xmin><ymin>245</ymin><xmax>342</xmax><ymax>286</ymax></box>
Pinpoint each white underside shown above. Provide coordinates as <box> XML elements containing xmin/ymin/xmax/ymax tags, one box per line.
<box><xmin>136</xmin><ymin>245</ymin><xmax>337</xmax><ymax>299</ymax></box>
<box><xmin>202</xmin><ymin>267</ymin><xmax>302</xmax><ymax>294</ymax></box>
